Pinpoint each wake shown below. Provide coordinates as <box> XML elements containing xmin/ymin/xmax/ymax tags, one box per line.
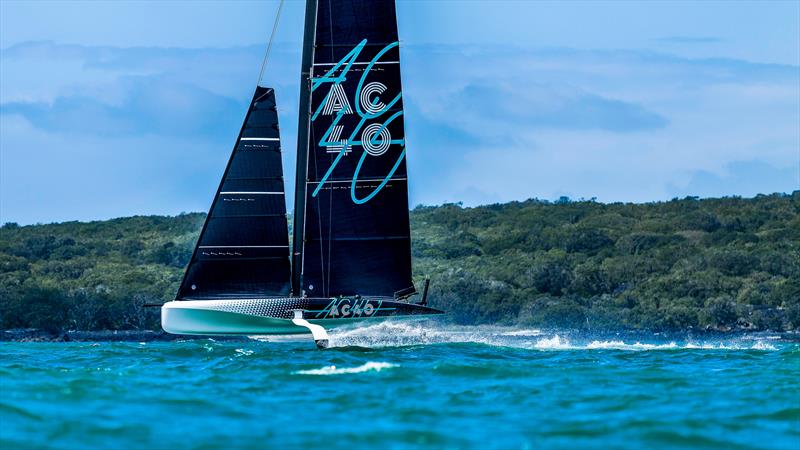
<box><xmin>324</xmin><ymin>321</ymin><xmax>781</xmax><ymax>351</ymax></box>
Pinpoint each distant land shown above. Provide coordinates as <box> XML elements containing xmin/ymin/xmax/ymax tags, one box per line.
<box><xmin>1</xmin><ymin>193</ymin><xmax>798</xmax><ymax>337</ymax></box>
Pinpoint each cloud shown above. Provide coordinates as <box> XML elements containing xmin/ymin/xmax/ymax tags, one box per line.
<box><xmin>0</xmin><ymin>42</ymin><xmax>298</xmax><ymax>224</ymax></box>
<box><xmin>0</xmin><ymin>114</ymin><xmax>231</xmax><ymax>224</ymax></box>
<box><xmin>657</xmin><ymin>36</ymin><xmax>722</xmax><ymax>44</ymax></box>
<box><xmin>669</xmin><ymin>161</ymin><xmax>800</xmax><ymax>199</ymax></box>
<box><xmin>1</xmin><ymin>41</ymin><xmax>798</xmax><ymax>223</ymax></box>
<box><xmin>440</xmin><ymin>82</ymin><xmax>667</xmax><ymax>133</ymax></box>
<box><xmin>400</xmin><ymin>46</ymin><xmax>798</xmax><ymax>206</ymax></box>
<box><xmin>2</xmin><ymin>77</ymin><xmax>243</xmax><ymax>137</ymax></box>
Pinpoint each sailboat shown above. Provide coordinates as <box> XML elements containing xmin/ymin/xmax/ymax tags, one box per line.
<box><xmin>161</xmin><ymin>0</ymin><xmax>444</xmax><ymax>347</ymax></box>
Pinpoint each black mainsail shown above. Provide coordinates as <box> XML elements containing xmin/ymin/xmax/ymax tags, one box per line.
<box><xmin>293</xmin><ymin>0</ymin><xmax>414</xmax><ymax>299</ymax></box>
<box><xmin>178</xmin><ymin>87</ymin><xmax>291</xmax><ymax>299</ymax></box>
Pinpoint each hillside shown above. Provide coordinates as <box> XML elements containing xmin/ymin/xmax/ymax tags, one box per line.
<box><xmin>1</xmin><ymin>193</ymin><xmax>798</xmax><ymax>333</ymax></box>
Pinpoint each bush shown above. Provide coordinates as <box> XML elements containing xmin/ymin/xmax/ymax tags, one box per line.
<box><xmin>519</xmin><ymin>296</ymin><xmax>587</xmax><ymax>328</ymax></box>
<box><xmin>1</xmin><ymin>195</ymin><xmax>798</xmax><ymax>332</ymax></box>
<box><xmin>564</xmin><ymin>229</ymin><xmax>614</xmax><ymax>254</ymax></box>
<box><xmin>703</xmin><ymin>296</ymin><xmax>738</xmax><ymax>328</ymax></box>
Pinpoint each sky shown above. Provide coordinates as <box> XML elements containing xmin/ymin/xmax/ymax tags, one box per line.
<box><xmin>1</xmin><ymin>0</ymin><xmax>798</xmax><ymax>224</ymax></box>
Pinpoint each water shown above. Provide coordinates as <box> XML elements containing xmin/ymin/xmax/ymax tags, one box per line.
<box><xmin>2</xmin><ymin>322</ymin><xmax>798</xmax><ymax>450</ymax></box>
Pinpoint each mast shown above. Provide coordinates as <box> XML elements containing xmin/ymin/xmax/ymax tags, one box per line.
<box><xmin>292</xmin><ymin>0</ymin><xmax>318</xmax><ymax>296</ymax></box>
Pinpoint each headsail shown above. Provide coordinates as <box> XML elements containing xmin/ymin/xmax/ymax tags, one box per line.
<box><xmin>179</xmin><ymin>87</ymin><xmax>291</xmax><ymax>299</ymax></box>
<box><xmin>293</xmin><ymin>0</ymin><xmax>414</xmax><ymax>299</ymax></box>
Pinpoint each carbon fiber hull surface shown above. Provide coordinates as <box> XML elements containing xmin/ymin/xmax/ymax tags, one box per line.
<box><xmin>161</xmin><ymin>297</ymin><xmax>443</xmax><ymax>335</ymax></box>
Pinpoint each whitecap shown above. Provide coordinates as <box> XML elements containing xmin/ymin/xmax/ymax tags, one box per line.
<box><xmin>586</xmin><ymin>340</ymin><xmax>679</xmax><ymax>350</ymax></box>
<box><xmin>532</xmin><ymin>335</ymin><xmax>574</xmax><ymax>350</ymax></box>
<box><xmin>295</xmin><ymin>361</ymin><xmax>397</xmax><ymax>375</ymax></box>
<box><xmin>328</xmin><ymin>321</ymin><xmax>493</xmax><ymax>348</ymax></box>
<box><xmin>527</xmin><ymin>336</ymin><xmax>780</xmax><ymax>351</ymax></box>
<box><xmin>683</xmin><ymin>341</ymin><xmax>778</xmax><ymax>350</ymax></box>
<box><xmin>500</xmin><ymin>329</ymin><xmax>543</xmax><ymax>337</ymax></box>
<box><xmin>750</xmin><ymin>341</ymin><xmax>778</xmax><ymax>351</ymax></box>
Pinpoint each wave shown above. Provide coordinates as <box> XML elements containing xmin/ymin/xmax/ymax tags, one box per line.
<box><xmin>328</xmin><ymin>322</ymin><xmax>499</xmax><ymax>348</ymax></box>
<box><xmin>325</xmin><ymin>321</ymin><xmax>781</xmax><ymax>351</ymax></box>
<box><xmin>526</xmin><ymin>336</ymin><xmax>777</xmax><ymax>351</ymax></box>
<box><xmin>294</xmin><ymin>361</ymin><xmax>397</xmax><ymax>375</ymax></box>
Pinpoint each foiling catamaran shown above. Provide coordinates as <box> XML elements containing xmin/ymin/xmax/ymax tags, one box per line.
<box><xmin>161</xmin><ymin>0</ymin><xmax>444</xmax><ymax>348</ymax></box>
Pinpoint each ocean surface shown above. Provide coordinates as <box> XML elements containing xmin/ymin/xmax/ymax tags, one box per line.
<box><xmin>1</xmin><ymin>322</ymin><xmax>798</xmax><ymax>450</ymax></box>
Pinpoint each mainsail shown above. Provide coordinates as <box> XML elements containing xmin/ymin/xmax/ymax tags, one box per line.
<box><xmin>178</xmin><ymin>87</ymin><xmax>291</xmax><ymax>299</ymax></box>
<box><xmin>292</xmin><ymin>0</ymin><xmax>414</xmax><ymax>299</ymax></box>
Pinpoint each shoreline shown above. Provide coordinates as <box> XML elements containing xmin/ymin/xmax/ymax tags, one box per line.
<box><xmin>0</xmin><ymin>329</ymin><xmax>250</xmax><ymax>342</ymax></box>
<box><xmin>2</xmin><ymin>327</ymin><xmax>796</xmax><ymax>343</ymax></box>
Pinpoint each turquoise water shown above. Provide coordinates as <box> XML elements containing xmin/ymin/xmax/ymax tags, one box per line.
<box><xmin>1</xmin><ymin>322</ymin><xmax>798</xmax><ymax>450</ymax></box>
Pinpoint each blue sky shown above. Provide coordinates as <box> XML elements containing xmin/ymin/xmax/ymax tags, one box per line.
<box><xmin>1</xmin><ymin>0</ymin><xmax>798</xmax><ymax>224</ymax></box>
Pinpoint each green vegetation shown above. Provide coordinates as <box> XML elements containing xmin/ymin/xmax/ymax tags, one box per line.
<box><xmin>1</xmin><ymin>193</ymin><xmax>798</xmax><ymax>333</ymax></box>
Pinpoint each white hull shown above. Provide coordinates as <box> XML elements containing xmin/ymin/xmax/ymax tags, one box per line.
<box><xmin>161</xmin><ymin>299</ymin><xmax>389</xmax><ymax>336</ymax></box>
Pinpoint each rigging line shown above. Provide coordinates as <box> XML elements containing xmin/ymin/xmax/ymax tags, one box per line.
<box><xmin>256</xmin><ymin>0</ymin><xmax>285</xmax><ymax>88</ymax></box>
